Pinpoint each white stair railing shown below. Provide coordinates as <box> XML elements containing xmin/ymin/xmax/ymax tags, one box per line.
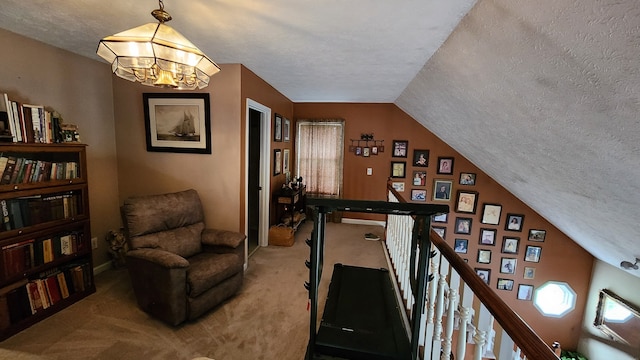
<box><xmin>385</xmin><ymin>187</ymin><xmax>558</xmax><ymax>360</ymax></box>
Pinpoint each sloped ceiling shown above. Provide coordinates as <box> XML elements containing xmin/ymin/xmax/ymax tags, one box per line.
<box><xmin>397</xmin><ymin>0</ymin><xmax>640</xmax><ymax>276</ymax></box>
<box><xmin>0</xmin><ymin>0</ymin><xmax>638</xmax><ymax>276</ymax></box>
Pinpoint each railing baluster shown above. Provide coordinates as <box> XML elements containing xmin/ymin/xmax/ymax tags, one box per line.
<box><xmin>456</xmin><ymin>282</ymin><xmax>474</xmax><ymax>360</ymax></box>
<box><xmin>498</xmin><ymin>328</ymin><xmax>516</xmax><ymax>360</ymax></box>
<box><xmin>441</xmin><ymin>266</ymin><xmax>460</xmax><ymax>360</ymax></box>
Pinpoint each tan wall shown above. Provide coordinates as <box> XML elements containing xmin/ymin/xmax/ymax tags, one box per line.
<box><xmin>112</xmin><ymin>64</ymin><xmax>244</xmax><ymax>233</ymax></box>
<box><xmin>579</xmin><ymin>260</ymin><xmax>640</xmax><ymax>359</ymax></box>
<box><xmin>293</xmin><ymin>102</ymin><xmax>594</xmax><ymax>349</ymax></box>
<box><xmin>0</xmin><ymin>28</ymin><xmax>120</xmax><ymax>268</ymax></box>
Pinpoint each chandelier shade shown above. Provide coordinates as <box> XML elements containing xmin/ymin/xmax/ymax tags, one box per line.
<box><xmin>96</xmin><ymin>1</ymin><xmax>220</xmax><ymax>90</ymax></box>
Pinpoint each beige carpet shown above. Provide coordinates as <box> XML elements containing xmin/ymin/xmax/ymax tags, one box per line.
<box><xmin>0</xmin><ymin>221</ymin><xmax>388</xmax><ymax>360</ymax></box>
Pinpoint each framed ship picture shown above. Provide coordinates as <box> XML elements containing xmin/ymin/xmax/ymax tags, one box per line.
<box><xmin>143</xmin><ymin>93</ymin><xmax>212</xmax><ymax>154</ymax></box>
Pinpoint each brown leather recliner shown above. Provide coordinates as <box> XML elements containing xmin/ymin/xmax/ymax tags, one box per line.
<box><xmin>121</xmin><ymin>189</ymin><xmax>245</xmax><ymax>326</ymax></box>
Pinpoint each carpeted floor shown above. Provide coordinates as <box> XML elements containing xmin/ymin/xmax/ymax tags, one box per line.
<box><xmin>0</xmin><ymin>221</ymin><xmax>388</xmax><ymax>360</ymax></box>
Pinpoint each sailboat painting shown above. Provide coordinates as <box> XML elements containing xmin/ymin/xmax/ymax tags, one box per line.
<box><xmin>144</xmin><ymin>93</ymin><xmax>211</xmax><ymax>154</ymax></box>
<box><xmin>155</xmin><ymin>106</ymin><xmax>200</xmax><ymax>141</ymax></box>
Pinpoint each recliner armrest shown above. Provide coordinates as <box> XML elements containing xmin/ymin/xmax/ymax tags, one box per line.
<box><xmin>201</xmin><ymin>228</ymin><xmax>246</xmax><ymax>248</ymax></box>
<box><xmin>126</xmin><ymin>248</ymin><xmax>190</xmax><ymax>269</ymax></box>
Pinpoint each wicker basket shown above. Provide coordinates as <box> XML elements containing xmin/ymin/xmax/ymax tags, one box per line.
<box><xmin>269</xmin><ymin>224</ymin><xmax>295</xmax><ymax>246</ymax></box>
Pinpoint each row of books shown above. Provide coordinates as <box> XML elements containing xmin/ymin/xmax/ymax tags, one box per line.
<box><xmin>1</xmin><ymin>230</ymin><xmax>87</xmax><ymax>280</ymax></box>
<box><xmin>0</xmin><ymin>155</ymin><xmax>79</xmax><ymax>185</ymax></box>
<box><xmin>0</xmin><ymin>192</ymin><xmax>81</xmax><ymax>232</ymax></box>
<box><xmin>0</xmin><ymin>262</ymin><xmax>92</xmax><ymax>328</ymax></box>
<box><xmin>0</xmin><ymin>93</ymin><xmax>66</xmax><ymax>144</ymax></box>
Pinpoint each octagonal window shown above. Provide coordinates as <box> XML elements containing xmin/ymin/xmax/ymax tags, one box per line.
<box><xmin>533</xmin><ymin>281</ymin><xmax>576</xmax><ymax>317</ymax></box>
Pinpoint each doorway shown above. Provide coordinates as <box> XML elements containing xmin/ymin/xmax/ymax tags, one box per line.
<box><xmin>245</xmin><ymin>99</ymin><xmax>271</xmax><ymax>257</ymax></box>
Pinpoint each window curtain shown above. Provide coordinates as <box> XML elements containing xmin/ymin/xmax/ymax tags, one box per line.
<box><xmin>296</xmin><ymin>119</ymin><xmax>344</xmax><ymax>197</ymax></box>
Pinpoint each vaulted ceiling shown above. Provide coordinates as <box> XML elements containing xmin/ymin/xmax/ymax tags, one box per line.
<box><xmin>1</xmin><ymin>0</ymin><xmax>638</xmax><ymax>277</ymax></box>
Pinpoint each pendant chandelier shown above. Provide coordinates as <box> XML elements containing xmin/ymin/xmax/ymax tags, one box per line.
<box><xmin>96</xmin><ymin>0</ymin><xmax>220</xmax><ymax>90</ymax></box>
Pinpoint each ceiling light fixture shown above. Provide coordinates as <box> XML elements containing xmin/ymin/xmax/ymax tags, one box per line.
<box><xmin>620</xmin><ymin>258</ymin><xmax>639</xmax><ymax>270</ymax></box>
<box><xmin>96</xmin><ymin>0</ymin><xmax>220</xmax><ymax>90</ymax></box>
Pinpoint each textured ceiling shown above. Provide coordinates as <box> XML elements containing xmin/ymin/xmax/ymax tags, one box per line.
<box><xmin>397</xmin><ymin>0</ymin><xmax>640</xmax><ymax>277</ymax></box>
<box><xmin>0</xmin><ymin>0</ymin><xmax>477</xmax><ymax>102</ymax></box>
<box><xmin>1</xmin><ymin>0</ymin><xmax>638</xmax><ymax>276</ymax></box>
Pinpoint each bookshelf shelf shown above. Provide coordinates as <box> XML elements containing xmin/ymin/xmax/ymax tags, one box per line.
<box><xmin>0</xmin><ymin>143</ymin><xmax>94</xmax><ymax>340</ymax></box>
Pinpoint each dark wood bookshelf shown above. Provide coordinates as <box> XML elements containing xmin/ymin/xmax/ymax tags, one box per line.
<box><xmin>0</xmin><ymin>143</ymin><xmax>94</xmax><ymax>341</ymax></box>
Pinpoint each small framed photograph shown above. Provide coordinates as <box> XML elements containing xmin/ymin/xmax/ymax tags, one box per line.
<box><xmin>283</xmin><ymin>118</ymin><xmax>291</xmax><ymax>142</ymax></box>
<box><xmin>500</xmin><ymin>257</ymin><xmax>517</xmax><ymax>274</ymax></box>
<box><xmin>392</xmin><ymin>140</ymin><xmax>408</xmax><ymax>158</ymax></box>
<box><xmin>432</xmin><ymin>213</ymin><xmax>448</xmax><ymax>223</ymax></box>
<box><xmin>411</xmin><ymin>189</ymin><xmax>427</xmax><ymax>202</ymax></box>
<box><xmin>505</xmin><ymin>213</ymin><xmax>525</xmax><ymax>232</ymax></box>
<box><xmin>475</xmin><ymin>268</ymin><xmax>491</xmax><ymax>285</ymax></box>
<box><xmin>371</xmin><ymin>146</ymin><xmax>379</xmax><ymax>155</ymax></box>
<box><xmin>459</xmin><ymin>172</ymin><xmax>476</xmax><ymax>185</ymax></box>
<box><xmin>528</xmin><ymin>229</ymin><xmax>546</xmax><ymax>242</ymax></box>
<box><xmin>501</xmin><ymin>237</ymin><xmax>520</xmax><ymax>254</ymax></box>
<box><xmin>390</xmin><ymin>161</ymin><xmax>406</xmax><ymax>178</ymax></box>
<box><xmin>437</xmin><ymin>157</ymin><xmax>454</xmax><ymax>175</ymax></box>
<box><xmin>355</xmin><ymin>146</ymin><xmax>363</xmax><ymax>156</ymax></box>
<box><xmin>454</xmin><ymin>217</ymin><xmax>472</xmax><ymax>235</ymax></box>
<box><xmin>517</xmin><ymin>284</ymin><xmax>534</xmax><ymax>301</ymax></box>
<box><xmin>524</xmin><ymin>245</ymin><xmax>542</xmax><ymax>263</ymax></box>
<box><xmin>391</xmin><ymin>182</ymin><xmax>405</xmax><ymax>192</ymax></box>
<box><xmin>497</xmin><ymin>278</ymin><xmax>514</xmax><ymax>291</ymax></box>
<box><xmin>412</xmin><ymin>171</ymin><xmax>427</xmax><ymax>186</ymax></box>
<box><xmin>455</xmin><ymin>190</ymin><xmax>478</xmax><ymax>214</ymax></box>
<box><xmin>454</xmin><ymin>239</ymin><xmax>468</xmax><ymax>254</ymax></box>
<box><xmin>433</xmin><ymin>179</ymin><xmax>452</xmax><ymax>201</ymax></box>
<box><xmin>283</xmin><ymin>149</ymin><xmax>290</xmax><ymax>174</ymax></box>
<box><xmin>477</xmin><ymin>249</ymin><xmax>492</xmax><ymax>264</ymax></box>
<box><xmin>481</xmin><ymin>204</ymin><xmax>502</xmax><ymax>225</ymax></box>
<box><xmin>479</xmin><ymin>228</ymin><xmax>497</xmax><ymax>246</ymax></box>
<box><xmin>273</xmin><ymin>149</ymin><xmax>281</xmax><ymax>176</ymax></box>
<box><xmin>523</xmin><ymin>266</ymin><xmax>536</xmax><ymax>280</ymax></box>
<box><xmin>413</xmin><ymin>149</ymin><xmax>429</xmax><ymax>167</ymax></box>
<box><xmin>274</xmin><ymin>114</ymin><xmax>283</xmax><ymax>142</ymax></box>
<box><xmin>363</xmin><ymin>147</ymin><xmax>370</xmax><ymax>157</ymax></box>
<box><xmin>433</xmin><ymin>226</ymin><xmax>446</xmax><ymax>239</ymax></box>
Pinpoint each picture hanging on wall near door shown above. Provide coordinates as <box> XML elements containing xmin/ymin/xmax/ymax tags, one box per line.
<box><xmin>274</xmin><ymin>114</ymin><xmax>282</xmax><ymax>142</ymax></box>
<box><xmin>283</xmin><ymin>118</ymin><xmax>291</xmax><ymax>142</ymax></box>
<box><xmin>143</xmin><ymin>93</ymin><xmax>211</xmax><ymax>154</ymax></box>
<box><xmin>273</xmin><ymin>149</ymin><xmax>281</xmax><ymax>176</ymax></box>
<box><xmin>283</xmin><ymin>149</ymin><xmax>290</xmax><ymax>174</ymax></box>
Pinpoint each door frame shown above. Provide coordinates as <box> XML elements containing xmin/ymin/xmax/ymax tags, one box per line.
<box><xmin>245</xmin><ymin>99</ymin><xmax>271</xmax><ymax>249</ymax></box>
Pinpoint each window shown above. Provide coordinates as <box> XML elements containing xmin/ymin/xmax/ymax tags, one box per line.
<box><xmin>533</xmin><ymin>281</ymin><xmax>576</xmax><ymax>317</ymax></box>
<box><xmin>295</xmin><ymin>120</ymin><xmax>344</xmax><ymax>196</ymax></box>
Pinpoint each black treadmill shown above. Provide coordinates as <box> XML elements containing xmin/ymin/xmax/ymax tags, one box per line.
<box><xmin>304</xmin><ymin>198</ymin><xmax>449</xmax><ymax>360</ymax></box>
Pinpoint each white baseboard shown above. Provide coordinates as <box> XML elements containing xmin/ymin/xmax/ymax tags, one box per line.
<box><xmin>93</xmin><ymin>261</ymin><xmax>113</xmax><ymax>275</ymax></box>
<box><xmin>341</xmin><ymin>218</ymin><xmax>386</xmax><ymax>227</ymax></box>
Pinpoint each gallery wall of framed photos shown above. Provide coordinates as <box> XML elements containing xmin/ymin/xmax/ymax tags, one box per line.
<box><xmin>292</xmin><ymin>102</ymin><xmax>593</xmax><ymax>343</ymax></box>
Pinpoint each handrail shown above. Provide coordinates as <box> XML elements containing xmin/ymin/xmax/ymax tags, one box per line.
<box><xmin>387</xmin><ymin>182</ymin><xmax>559</xmax><ymax>360</ymax></box>
<box><xmin>429</xmin><ymin>228</ymin><xmax>558</xmax><ymax>359</ymax></box>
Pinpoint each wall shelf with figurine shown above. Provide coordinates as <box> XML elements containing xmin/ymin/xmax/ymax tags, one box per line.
<box><xmin>349</xmin><ymin>133</ymin><xmax>384</xmax><ymax>157</ymax></box>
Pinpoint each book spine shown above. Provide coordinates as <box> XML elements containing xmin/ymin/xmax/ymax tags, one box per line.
<box><xmin>9</xmin><ymin>157</ymin><xmax>23</xmax><ymax>184</ymax></box>
<box><xmin>1</xmin><ymin>199</ymin><xmax>10</xmax><ymax>231</ymax></box>
<box><xmin>1</xmin><ymin>93</ymin><xmax>17</xmax><ymax>143</ymax></box>
<box><xmin>41</xmin><ymin>239</ymin><xmax>53</xmax><ymax>264</ymax></box>
<box><xmin>56</xmin><ymin>272</ymin><xmax>69</xmax><ymax>299</ymax></box>
<box><xmin>10</xmin><ymin>101</ymin><xmax>23</xmax><ymax>142</ymax></box>
<box><xmin>34</xmin><ymin>279</ymin><xmax>49</xmax><ymax>309</ymax></box>
<box><xmin>0</xmin><ymin>156</ymin><xmax>17</xmax><ymax>184</ymax></box>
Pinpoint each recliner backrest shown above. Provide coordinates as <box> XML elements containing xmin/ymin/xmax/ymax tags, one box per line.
<box><xmin>122</xmin><ymin>189</ymin><xmax>205</xmax><ymax>258</ymax></box>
